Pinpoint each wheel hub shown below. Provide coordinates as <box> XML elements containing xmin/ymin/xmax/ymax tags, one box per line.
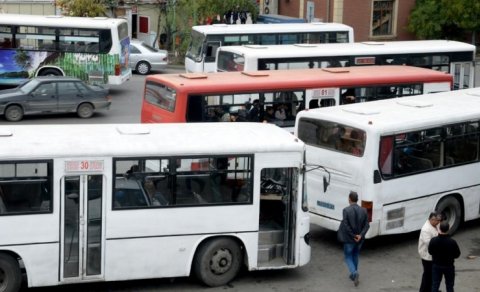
<box><xmin>210</xmin><ymin>248</ymin><xmax>232</xmax><ymax>275</ymax></box>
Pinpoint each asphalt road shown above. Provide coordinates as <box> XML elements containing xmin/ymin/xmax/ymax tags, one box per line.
<box><xmin>27</xmin><ymin>220</ymin><xmax>480</xmax><ymax>292</ymax></box>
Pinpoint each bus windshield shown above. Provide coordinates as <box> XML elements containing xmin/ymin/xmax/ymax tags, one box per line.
<box><xmin>186</xmin><ymin>30</ymin><xmax>205</xmax><ymax>62</ymax></box>
<box><xmin>297</xmin><ymin>118</ymin><xmax>366</xmax><ymax>157</ymax></box>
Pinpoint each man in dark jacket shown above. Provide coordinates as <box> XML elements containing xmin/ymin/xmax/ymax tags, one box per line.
<box><xmin>428</xmin><ymin>221</ymin><xmax>461</xmax><ymax>292</ymax></box>
<box><xmin>337</xmin><ymin>191</ymin><xmax>370</xmax><ymax>287</ymax></box>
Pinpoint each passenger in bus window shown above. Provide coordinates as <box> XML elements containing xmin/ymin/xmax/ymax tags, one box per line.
<box><xmin>263</xmin><ymin>106</ymin><xmax>275</xmax><ymax>123</ymax></box>
<box><xmin>1</xmin><ymin>38</ymin><xmax>12</xmax><ymax>48</ymax></box>
<box><xmin>125</xmin><ymin>164</ymin><xmax>139</xmax><ymax>179</ymax></box>
<box><xmin>341</xmin><ymin>88</ymin><xmax>356</xmax><ymax>104</ymax></box>
<box><xmin>248</xmin><ymin>99</ymin><xmax>261</xmax><ymax>122</ymax></box>
<box><xmin>274</xmin><ymin>104</ymin><xmax>287</xmax><ymax>120</ymax></box>
<box><xmin>327</xmin><ymin>126</ymin><xmax>346</xmax><ymax>150</ymax></box>
<box><xmin>144</xmin><ymin>178</ymin><xmax>168</xmax><ymax>206</ymax></box>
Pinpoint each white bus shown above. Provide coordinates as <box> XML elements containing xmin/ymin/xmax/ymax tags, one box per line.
<box><xmin>0</xmin><ymin>122</ymin><xmax>309</xmax><ymax>291</ymax></box>
<box><xmin>216</xmin><ymin>40</ymin><xmax>476</xmax><ymax>89</ymax></box>
<box><xmin>0</xmin><ymin>14</ymin><xmax>132</xmax><ymax>86</ymax></box>
<box><xmin>185</xmin><ymin>22</ymin><xmax>354</xmax><ymax>73</ymax></box>
<box><xmin>295</xmin><ymin>88</ymin><xmax>480</xmax><ymax>238</ymax></box>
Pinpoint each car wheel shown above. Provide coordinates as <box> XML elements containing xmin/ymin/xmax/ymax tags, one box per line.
<box><xmin>39</xmin><ymin>68</ymin><xmax>62</xmax><ymax>76</ymax></box>
<box><xmin>436</xmin><ymin>196</ymin><xmax>462</xmax><ymax>234</ymax></box>
<box><xmin>0</xmin><ymin>253</ymin><xmax>22</xmax><ymax>292</ymax></box>
<box><xmin>77</xmin><ymin>103</ymin><xmax>94</xmax><ymax>118</ymax></box>
<box><xmin>136</xmin><ymin>61</ymin><xmax>151</xmax><ymax>75</ymax></box>
<box><xmin>4</xmin><ymin>105</ymin><xmax>24</xmax><ymax>122</ymax></box>
<box><xmin>193</xmin><ymin>237</ymin><xmax>243</xmax><ymax>287</ymax></box>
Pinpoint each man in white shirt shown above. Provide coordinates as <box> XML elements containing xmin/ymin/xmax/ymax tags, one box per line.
<box><xmin>418</xmin><ymin>211</ymin><xmax>442</xmax><ymax>292</ymax></box>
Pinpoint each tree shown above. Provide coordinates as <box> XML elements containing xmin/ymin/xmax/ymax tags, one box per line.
<box><xmin>158</xmin><ymin>0</ymin><xmax>259</xmax><ymax>60</ymax></box>
<box><xmin>443</xmin><ymin>0</ymin><xmax>480</xmax><ymax>44</ymax></box>
<box><xmin>408</xmin><ymin>0</ymin><xmax>479</xmax><ymax>44</ymax></box>
<box><xmin>56</xmin><ymin>0</ymin><xmax>107</xmax><ymax>17</ymax></box>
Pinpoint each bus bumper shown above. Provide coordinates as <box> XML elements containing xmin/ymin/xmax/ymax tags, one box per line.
<box><xmin>108</xmin><ymin>68</ymin><xmax>132</xmax><ymax>85</ymax></box>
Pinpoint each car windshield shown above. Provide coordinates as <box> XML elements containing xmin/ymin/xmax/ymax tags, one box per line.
<box><xmin>19</xmin><ymin>79</ymin><xmax>41</xmax><ymax>94</ymax></box>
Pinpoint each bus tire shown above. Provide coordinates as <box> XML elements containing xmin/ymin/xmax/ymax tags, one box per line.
<box><xmin>436</xmin><ymin>196</ymin><xmax>462</xmax><ymax>234</ymax></box>
<box><xmin>0</xmin><ymin>253</ymin><xmax>22</xmax><ymax>292</ymax></box>
<box><xmin>39</xmin><ymin>68</ymin><xmax>62</xmax><ymax>76</ymax></box>
<box><xmin>193</xmin><ymin>237</ymin><xmax>243</xmax><ymax>287</ymax></box>
<box><xmin>77</xmin><ymin>103</ymin><xmax>94</xmax><ymax>118</ymax></box>
<box><xmin>4</xmin><ymin>105</ymin><xmax>24</xmax><ymax>122</ymax></box>
<box><xmin>136</xmin><ymin>61</ymin><xmax>151</xmax><ymax>75</ymax></box>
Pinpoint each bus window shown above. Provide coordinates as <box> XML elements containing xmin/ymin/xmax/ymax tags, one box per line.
<box><xmin>0</xmin><ymin>161</ymin><xmax>52</xmax><ymax>214</ymax></box>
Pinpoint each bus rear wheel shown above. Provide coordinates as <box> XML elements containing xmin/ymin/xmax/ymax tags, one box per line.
<box><xmin>0</xmin><ymin>254</ymin><xmax>22</xmax><ymax>292</ymax></box>
<box><xmin>436</xmin><ymin>196</ymin><xmax>462</xmax><ymax>234</ymax></box>
<box><xmin>193</xmin><ymin>238</ymin><xmax>243</xmax><ymax>287</ymax></box>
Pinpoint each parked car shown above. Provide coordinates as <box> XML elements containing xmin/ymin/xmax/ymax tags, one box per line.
<box><xmin>0</xmin><ymin>76</ymin><xmax>111</xmax><ymax>121</ymax></box>
<box><xmin>129</xmin><ymin>39</ymin><xmax>168</xmax><ymax>75</ymax></box>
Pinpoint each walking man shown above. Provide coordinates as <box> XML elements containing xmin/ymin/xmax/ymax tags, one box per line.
<box><xmin>428</xmin><ymin>221</ymin><xmax>461</xmax><ymax>292</ymax></box>
<box><xmin>418</xmin><ymin>211</ymin><xmax>442</xmax><ymax>292</ymax></box>
<box><xmin>337</xmin><ymin>191</ymin><xmax>370</xmax><ymax>287</ymax></box>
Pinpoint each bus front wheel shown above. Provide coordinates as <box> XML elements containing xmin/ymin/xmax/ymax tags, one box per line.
<box><xmin>193</xmin><ymin>237</ymin><xmax>243</xmax><ymax>287</ymax></box>
<box><xmin>436</xmin><ymin>196</ymin><xmax>462</xmax><ymax>234</ymax></box>
<box><xmin>0</xmin><ymin>253</ymin><xmax>22</xmax><ymax>292</ymax></box>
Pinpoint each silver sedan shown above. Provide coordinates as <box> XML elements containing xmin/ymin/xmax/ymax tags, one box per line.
<box><xmin>129</xmin><ymin>40</ymin><xmax>169</xmax><ymax>75</ymax></box>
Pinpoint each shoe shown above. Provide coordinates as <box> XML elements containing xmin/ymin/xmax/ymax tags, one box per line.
<box><xmin>349</xmin><ymin>274</ymin><xmax>354</xmax><ymax>281</ymax></box>
<box><xmin>353</xmin><ymin>273</ymin><xmax>359</xmax><ymax>287</ymax></box>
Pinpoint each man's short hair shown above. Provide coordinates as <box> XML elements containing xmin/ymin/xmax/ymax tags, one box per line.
<box><xmin>429</xmin><ymin>211</ymin><xmax>441</xmax><ymax>220</ymax></box>
<box><xmin>349</xmin><ymin>191</ymin><xmax>358</xmax><ymax>202</ymax></box>
<box><xmin>439</xmin><ymin>221</ymin><xmax>450</xmax><ymax>233</ymax></box>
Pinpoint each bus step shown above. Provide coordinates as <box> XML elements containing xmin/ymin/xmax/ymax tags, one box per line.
<box><xmin>258</xmin><ymin>243</ymin><xmax>284</xmax><ymax>262</ymax></box>
<box><xmin>259</xmin><ymin>229</ymin><xmax>284</xmax><ymax>245</ymax></box>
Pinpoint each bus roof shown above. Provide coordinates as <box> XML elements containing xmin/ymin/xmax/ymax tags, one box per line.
<box><xmin>192</xmin><ymin>22</ymin><xmax>353</xmax><ymax>34</ymax></box>
<box><xmin>219</xmin><ymin>40</ymin><xmax>476</xmax><ymax>57</ymax></box>
<box><xmin>0</xmin><ymin>14</ymin><xmax>126</xmax><ymax>29</ymax></box>
<box><xmin>0</xmin><ymin>123</ymin><xmax>304</xmax><ymax>159</ymax></box>
<box><xmin>297</xmin><ymin>88</ymin><xmax>480</xmax><ymax>135</ymax></box>
<box><xmin>145</xmin><ymin>66</ymin><xmax>452</xmax><ymax>94</ymax></box>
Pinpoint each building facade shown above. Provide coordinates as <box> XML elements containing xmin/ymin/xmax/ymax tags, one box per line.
<box><xmin>275</xmin><ymin>0</ymin><xmax>417</xmax><ymax>41</ymax></box>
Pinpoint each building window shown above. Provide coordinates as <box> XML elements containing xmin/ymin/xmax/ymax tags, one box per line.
<box><xmin>371</xmin><ymin>0</ymin><xmax>395</xmax><ymax>36</ymax></box>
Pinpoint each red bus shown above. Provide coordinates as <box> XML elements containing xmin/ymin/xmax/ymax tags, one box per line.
<box><xmin>141</xmin><ymin>65</ymin><xmax>452</xmax><ymax>131</ymax></box>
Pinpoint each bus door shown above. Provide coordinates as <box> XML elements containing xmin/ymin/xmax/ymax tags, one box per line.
<box><xmin>451</xmin><ymin>62</ymin><xmax>474</xmax><ymax>89</ymax></box>
<box><xmin>60</xmin><ymin>162</ymin><xmax>105</xmax><ymax>282</ymax></box>
<box><xmin>259</xmin><ymin>168</ymin><xmax>297</xmax><ymax>266</ymax></box>
<box><xmin>203</xmin><ymin>41</ymin><xmax>221</xmax><ymax>72</ymax></box>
